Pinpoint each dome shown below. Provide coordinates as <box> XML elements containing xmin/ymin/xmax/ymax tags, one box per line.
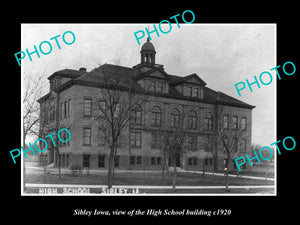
<box><xmin>141</xmin><ymin>38</ymin><xmax>155</xmax><ymax>52</ymax></box>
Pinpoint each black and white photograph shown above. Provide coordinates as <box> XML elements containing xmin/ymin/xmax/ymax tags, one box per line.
<box><xmin>4</xmin><ymin>5</ymin><xmax>298</xmax><ymax>224</ymax></box>
<box><xmin>21</xmin><ymin>24</ymin><xmax>276</xmax><ymax>195</ymax></box>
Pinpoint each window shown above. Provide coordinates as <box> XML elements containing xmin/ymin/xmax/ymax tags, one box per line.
<box><xmin>151</xmin><ymin>132</ymin><xmax>161</xmax><ymax>149</ymax></box>
<box><xmin>98</xmin><ymin>127</ymin><xmax>105</xmax><ymax>146</ymax></box>
<box><xmin>223</xmin><ymin>115</ymin><xmax>229</xmax><ymax>129</ymax></box>
<box><xmin>131</xmin><ymin>104</ymin><xmax>142</xmax><ymax>125</ymax></box>
<box><xmin>151</xmin><ymin>106</ymin><xmax>161</xmax><ymax>127</ymax></box>
<box><xmin>64</xmin><ymin>101</ymin><xmax>67</xmax><ymax>118</ymax></box>
<box><xmin>137</xmin><ymin>156</ymin><xmax>142</xmax><ymax>165</ymax></box>
<box><xmin>232</xmin><ymin>116</ymin><xmax>238</xmax><ymax>130</ymax></box>
<box><xmin>204</xmin><ymin>158</ymin><xmax>213</xmax><ymax>166</ymax></box>
<box><xmin>206</xmin><ymin>135</ymin><xmax>213</xmax><ymax>151</ymax></box>
<box><xmin>130</xmin><ymin>131</ymin><xmax>142</xmax><ymax>147</ymax></box>
<box><xmin>84</xmin><ymin>99</ymin><xmax>92</xmax><ymax>116</ymax></box>
<box><xmin>241</xmin><ymin>117</ymin><xmax>247</xmax><ymax>131</ymax></box>
<box><xmin>60</xmin><ymin>102</ymin><xmax>64</xmax><ymax>119</ymax></box>
<box><xmin>60</xmin><ymin>129</ymin><xmax>70</xmax><ymax>147</ymax></box>
<box><xmin>188</xmin><ymin>135</ymin><xmax>197</xmax><ymax>150</ymax></box>
<box><xmin>188</xmin><ymin>157</ymin><xmax>197</xmax><ymax>166</ymax></box>
<box><xmin>187</xmin><ymin>87</ymin><xmax>192</xmax><ymax>96</ymax></box>
<box><xmin>156</xmin><ymin>157</ymin><xmax>161</xmax><ymax>165</ymax></box>
<box><xmin>151</xmin><ymin>157</ymin><xmax>155</xmax><ymax>165</ymax></box>
<box><xmin>149</xmin><ymin>81</ymin><xmax>156</xmax><ymax>91</ymax></box>
<box><xmin>98</xmin><ymin>100</ymin><xmax>106</xmax><ymax>116</ymax></box>
<box><xmin>83</xmin><ymin>154</ymin><xmax>90</xmax><ymax>168</ymax></box>
<box><xmin>60</xmin><ymin>100</ymin><xmax>71</xmax><ymax>119</ymax></box>
<box><xmin>170</xmin><ymin>108</ymin><xmax>180</xmax><ymax>128</ymax></box>
<box><xmin>233</xmin><ymin>138</ymin><xmax>238</xmax><ymax>152</ymax></box>
<box><xmin>130</xmin><ymin>156</ymin><xmax>142</xmax><ymax>165</ymax></box>
<box><xmin>157</xmin><ymin>82</ymin><xmax>163</xmax><ymax>93</ymax></box>
<box><xmin>130</xmin><ymin>156</ymin><xmax>135</xmax><ymax>165</ymax></box>
<box><xmin>223</xmin><ymin>137</ymin><xmax>229</xmax><ymax>151</ymax></box>
<box><xmin>68</xmin><ymin>99</ymin><xmax>72</xmax><ymax>117</ymax></box>
<box><xmin>98</xmin><ymin>155</ymin><xmax>105</xmax><ymax>167</ymax></box>
<box><xmin>241</xmin><ymin>139</ymin><xmax>247</xmax><ymax>152</ymax></box>
<box><xmin>204</xmin><ymin>113</ymin><xmax>213</xmax><ymax>131</ymax></box>
<box><xmin>83</xmin><ymin>128</ymin><xmax>91</xmax><ymax>145</ymax></box>
<box><xmin>114</xmin><ymin>155</ymin><xmax>120</xmax><ymax>168</ymax></box>
<box><xmin>199</xmin><ymin>88</ymin><xmax>204</xmax><ymax>98</ymax></box>
<box><xmin>151</xmin><ymin>157</ymin><xmax>161</xmax><ymax>165</ymax></box>
<box><xmin>66</xmin><ymin>154</ymin><xmax>69</xmax><ymax>167</ymax></box>
<box><xmin>193</xmin><ymin>88</ymin><xmax>199</xmax><ymax>97</ymax></box>
<box><xmin>188</xmin><ymin>111</ymin><xmax>197</xmax><ymax>130</ymax></box>
<box><xmin>113</xmin><ymin>103</ymin><xmax>120</xmax><ymax>117</ymax></box>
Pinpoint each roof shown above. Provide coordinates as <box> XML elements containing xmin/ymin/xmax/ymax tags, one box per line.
<box><xmin>169</xmin><ymin>73</ymin><xmax>207</xmax><ymax>87</ymax></box>
<box><xmin>48</xmin><ymin>69</ymin><xmax>86</xmax><ymax>80</ymax></box>
<box><xmin>75</xmin><ymin>64</ymin><xmax>142</xmax><ymax>89</ymax></box>
<box><xmin>42</xmin><ymin>63</ymin><xmax>255</xmax><ymax>109</ymax></box>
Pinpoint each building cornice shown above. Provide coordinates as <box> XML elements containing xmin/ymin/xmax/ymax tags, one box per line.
<box><xmin>49</xmin><ymin>78</ymin><xmax>255</xmax><ymax>110</ymax></box>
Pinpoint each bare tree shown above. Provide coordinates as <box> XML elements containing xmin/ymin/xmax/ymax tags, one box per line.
<box><xmin>160</xmin><ymin>110</ymin><xmax>192</xmax><ymax>192</ymax></box>
<box><xmin>23</xmin><ymin>72</ymin><xmax>47</xmax><ymax>188</ymax></box>
<box><xmin>215</xmin><ymin>102</ymin><xmax>250</xmax><ymax>191</ymax></box>
<box><xmin>87</xmin><ymin>65</ymin><xmax>148</xmax><ymax>188</ymax></box>
<box><xmin>38</xmin><ymin>85</ymin><xmax>74</xmax><ymax>180</ymax></box>
<box><xmin>23</xmin><ymin>73</ymin><xmax>46</xmax><ymax>144</ymax></box>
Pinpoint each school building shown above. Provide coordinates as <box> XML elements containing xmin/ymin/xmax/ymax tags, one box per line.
<box><xmin>37</xmin><ymin>38</ymin><xmax>255</xmax><ymax>172</ymax></box>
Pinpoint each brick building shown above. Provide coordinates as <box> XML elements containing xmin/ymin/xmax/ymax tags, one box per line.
<box><xmin>37</xmin><ymin>38</ymin><xmax>255</xmax><ymax>172</ymax></box>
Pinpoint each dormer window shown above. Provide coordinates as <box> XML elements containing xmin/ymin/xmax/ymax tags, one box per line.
<box><xmin>157</xmin><ymin>82</ymin><xmax>163</xmax><ymax>93</ymax></box>
<box><xmin>187</xmin><ymin>87</ymin><xmax>192</xmax><ymax>96</ymax></box>
<box><xmin>149</xmin><ymin>81</ymin><xmax>156</xmax><ymax>91</ymax></box>
<box><xmin>148</xmin><ymin>80</ymin><xmax>165</xmax><ymax>93</ymax></box>
<box><xmin>193</xmin><ymin>88</ymin><xmax>199</xmax><ymax>97</ymax></box>
<box><xmin>185</xmin><ymin>86</ymin><xmax>203</xmax><ymax>98</ymax></box>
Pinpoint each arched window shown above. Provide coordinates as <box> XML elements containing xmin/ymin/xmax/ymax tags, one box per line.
<box><xmin>131</xmin><ymin>104</ymin><xmax>142</xmax><ymax>125</ymax></box>
<box><xmin>151</xmin><ymin>106</ymin><xmax>161</xmax><ymax>127</ymax></box>
<box><xmin>170</xmin><ymin>108</ymin><xmax>180</xmax><ymax>128</ymax></box>
<box><xmin>204</xmin><ymin>112</ymin><xmax>213</xmax><ymax>131</ymax></box>
<box><xmin>188</xmin><ymin>110</ymin><xmax>198</xmax><ymax>130</ymax></box>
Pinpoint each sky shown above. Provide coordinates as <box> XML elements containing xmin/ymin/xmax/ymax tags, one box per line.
<box><xmin>22</xmin><ymin>23</ymin><xmax>276</xmax><ymax>146</ymax></box>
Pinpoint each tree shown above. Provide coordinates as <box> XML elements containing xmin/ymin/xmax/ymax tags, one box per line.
<box><xmin>215</xmin><ymin>101</ymin><xmax>250</xmax><ymax>191</ymax></box>
<box><xmin>160</xmin><ymin>109</ymin><xmax>192</xmax><ymax>192</ymax></box>
<box><xmin>87</xmin><ymin>65</ymin><xmax>148</xmax><ymax>188</ymax></box>
<box><xmin>23</xmin><ymin>72</ymin><xmax>47</xmax><ymax>188</ymax></box>
<box><xmin>23</xmin><ymin>73</ymin><xmax>45</xmax><ymax>147</ymax></box>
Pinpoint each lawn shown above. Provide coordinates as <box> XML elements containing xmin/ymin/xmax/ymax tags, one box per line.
<box><xmin>25</xmin><ymin>170</ymin><xmax>274</xmax><ymax>186</ymax></box>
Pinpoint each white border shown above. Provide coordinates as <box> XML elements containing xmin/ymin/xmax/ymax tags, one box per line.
<box><xmin>21</xmin><ymin>23</ymin><xmax>277</xmax><ymax>196</ymax></box>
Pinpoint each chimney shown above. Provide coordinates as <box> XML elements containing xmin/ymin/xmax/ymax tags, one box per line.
<box><xmin>79</xmin><ymin>67</ymin><xmax>87</xmax><ymax>72</ymax></box>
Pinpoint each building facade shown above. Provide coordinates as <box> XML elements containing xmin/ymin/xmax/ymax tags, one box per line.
<box><xmin>38</xmin><ymin>39</ymin><xmax>255</xmax><ymax>172</ymax></box>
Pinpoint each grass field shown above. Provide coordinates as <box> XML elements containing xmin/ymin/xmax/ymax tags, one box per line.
<box><xmin>25</xmin><ymin>170</ymin><xmax>274</xmax><ymax>186</ymax></box>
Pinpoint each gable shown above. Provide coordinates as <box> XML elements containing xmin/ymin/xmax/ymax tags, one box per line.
<box><xmin>148</xmin><ymin>70</ymin><xmax>168</xmax><ymax>79</ymax></box>
<box><xmin>184</xmin><ymin>74</ymin><xmax>207</xmax><ymax>86</ymax></box>
<box><xmin>169</xmin><ymin>73</ymin><xmax>207</xmax><ymax>87</ymax></box>
<box><xmin>186</xmin><ymin>77</ymin><xmax>202</xmax><ymax>84</ymax></box>
<box><xmin>133</xmin><ymin>67</ymin><xmax>169</xmax><ymax>81</ymax></box>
